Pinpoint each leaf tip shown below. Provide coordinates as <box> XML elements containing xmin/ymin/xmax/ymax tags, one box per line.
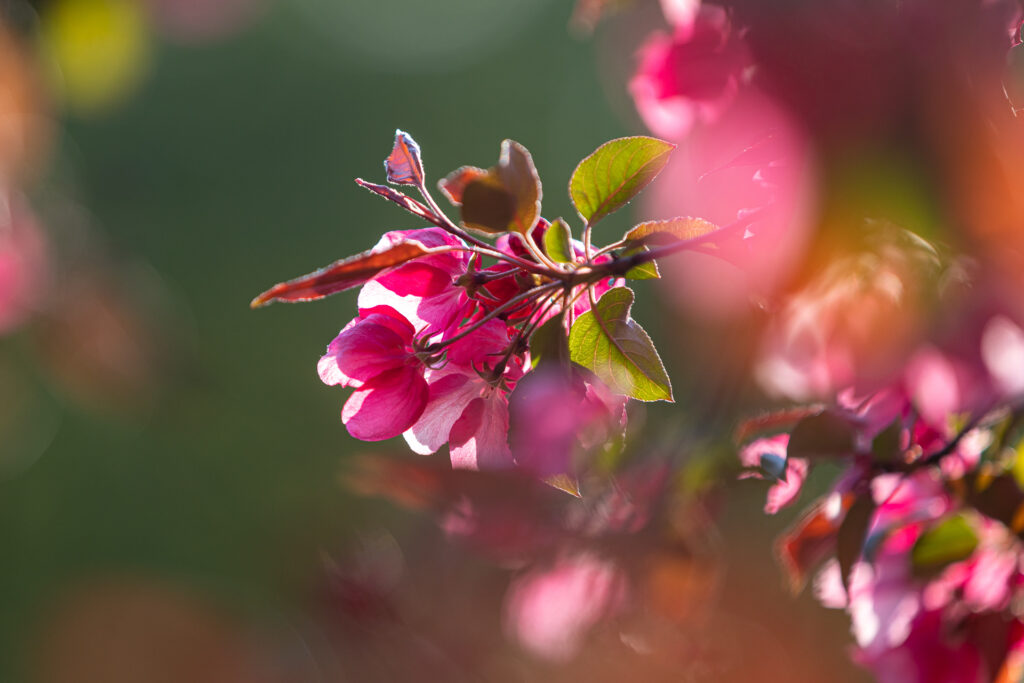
<box><xmin>250</xmin><ymin>291</ymin><xmax>273</xmax><ymax>309</ymax></box>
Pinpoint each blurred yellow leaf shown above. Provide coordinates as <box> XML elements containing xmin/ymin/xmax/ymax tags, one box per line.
<box><xmin>42</xmin><ymin>0</ymin><xmax>150</xmax><ymax>114</ymax></box>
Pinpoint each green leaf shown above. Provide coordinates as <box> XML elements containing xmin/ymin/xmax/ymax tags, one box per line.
<box><xmin>621</xmin><ymin>245</ymin><xmax>659</xmax><ymax>280</ymax></box>
<box><xmin>568</xmin><ymin>287</ymin><xmax>673</xmax><ymax>402</ymax></box>
<box><xmin>569</xmin><ymin>136</ymin><xmax>675</xmax><ymax>226</ymax></box>
<box><xmin>543</xmin><ymin>218</ymin><xmax>574</xmax><ymax>263</ymax></box>
<box><xmin>837</xmin><ymin>494</ymin><xmax>876</xmax><ymax>592</ymax></box>
<box><xmin>460</xmin><ymin>139</ymin><xmax>542</xmax><ymax>234</ymax></box>
<box><xmin>870</xmin><ymin>419</ymin><xmax>902</xmax><ymax>464</ymax></box>
<box><xmin>911</xmin><ymin>514</ymin><xmax>979</xmax><ymax>576</ymax></box>
<box><xmin>529</xmin><ymin>314</ymin><xmax>570</xmax><ymax>370</ymax></box>
<box><xmin>624</xmin><ymin>216</ymin><xmax>720</xmax><ymax>245</ymax></box>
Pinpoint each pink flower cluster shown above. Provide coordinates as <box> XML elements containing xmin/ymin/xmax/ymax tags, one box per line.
<box><xmin>316</xmin><ymin>224</ymin><xmax>623</xmax><ymax>472</ymax></box>
<box><xmin>740</xmin><ymin>318</ymin><xmax>1024</xmax><ymax>681</ymax></box>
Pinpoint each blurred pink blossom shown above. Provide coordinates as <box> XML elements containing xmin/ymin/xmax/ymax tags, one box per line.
<box><xmin>504</xmin><ymin>553</ymin><xmax>629</xmax><ymax>661</ymax></box>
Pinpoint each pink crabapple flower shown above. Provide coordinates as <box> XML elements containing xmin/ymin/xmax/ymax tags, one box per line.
<box><xmin>630</xmin><ymin>5</ymin><xmax>749</xmax><ymax>142</ymax></box>
<box><xmin>357</xmin><ymin>228</ymin><xmax>473</xmax><ymax>339</ymax></box>
<box><xmin>318</xmin><ymin>305</ymin><xmax>429</xmax><ymax>441</ymax></box>
<box><xmin>503</xmin><ymin>553</ymin><xmax>629</xmax><ymax>662</ymax></box>
<box><xmin>737</xmin><ymin>433</ymin><xmax>808</xmax><ymax>514</ymax></box>
<box><xmin>509</xmin><ymin>367</ymin><xmax>627</xmax><ymax>478</ymax></box>
<box><xmin>403</xmin><ymin>318</ymin><xmax>520</xmax><ymax>470</ymax></box>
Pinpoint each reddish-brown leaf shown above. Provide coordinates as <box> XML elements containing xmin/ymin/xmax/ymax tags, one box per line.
<box><xmin>355</xmin><ymin>179</ymin><xmax>436</xmax><ymax>223</ymax></box>
<box><xmin>384</xmin><ymin>129</ymin><xmax>425</xmax><ymax>186</ymax></box>
<box><xmin>775</xmin><ymin>493</ymin><xmax>853</xmax><ymax>593</ymax></box>
<box><xmin>496</xmin><ymin>140</ymin><xmax>542</xmax><ymax>234</ymax></box>
<box><xmin>438</xmin><ymin>166</ymin><xmax>488</xmax><ymax>205</ymax></box>
<box><xmin>461</xmin><ymin>176</ymin><xmax>517</xmax><ymax>234</ymax></box>
<box><xmin>624</xmin><ymin>217</ymin><xmax>720</xmax><ymax>246</ymax></box>
<box><xmin>251</xmin><ymin>240</ymin><xmax>437</xmax><ymax>308</ymax></box>
<box><xmin>457</xmin><ymin>140</ymin><xmax>542</xmax><ymax>235</ymax></box>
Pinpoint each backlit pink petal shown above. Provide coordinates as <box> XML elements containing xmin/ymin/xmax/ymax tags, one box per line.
<box><xmin>629</xmin><ymin>6</ymin><xmax>747</xmax><ymax>141</ymax></box>
<box><xmin>449</xmin><ymin>393</ymin><xmax>513</xmax><ymax>470</ymax></box>
<box><xmin>738</xmin><ymin>433</ymin><xmax>788</xmax><ymax>471</ymax></box>
<box><xmin>342</xmin><ymin>366</ymin><xmax>428</xmax><ymax>441</ymax></box>
<box><xmin>374</xmin><ymin>227</ymin><xmax>469</xmax><ymax>276</ymax></box>
<box><xmin>358</xmin><ymin>265</ymin><xmax>469</xmax><ymax>336</ymax></box>
<box><xmin>904</xmin><ymin>347</ymin><xmax>963</xmax><ymax>430</ymax></box>
<box><xmin>509</xmin><ymin>371</ymin><xmax>583</xmax><ymax>477</ymax></box>
<box><xmin>329</xmin><ymin>311</ymin><xmax>416</xmax><ymax>383</ymax></box>
<box><xmin>446</xmin><ymin>319</ymin><xmax>512</xmax><ymax>367</ymax></box>
<box><xmin>660</xmin><ymin>0</ymin><xmax>700</xmax><ymax>31</ymax></box>
<box><xmin>504</xmin><ymin>554</ymin><xmax>629</xmax><ymax>662</ymax></box>
<box><xmin>765</xmin><ymin>457</ymin><xmax>808</xmax><ymax>514</ymax></box>
<box><xmin>961</xmin><ymin>544</ymin><xmax>1017</xmax><ymax>612</ymax></box>
<box><xmin>981</xmin><ymin>315</ymin><xmax>1024</xmax><ymax>397</ymax></box>
<box><xmin>403</xmin><ymin>369</ymin><xmax>481</xmax><ymax>455</ymax></box>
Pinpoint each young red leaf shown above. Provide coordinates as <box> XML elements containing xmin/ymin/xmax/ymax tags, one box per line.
<box><xmin>251</xmin><ymin>239</ymin><xmax>438</xmax><ymax>308</ymax></box>
<box><xmin>624</xmin><ymin>216</ymin><xmax>720</xmax><ymax>246</ymax></box>
<box><xmin>355</xmin><ymin>179</ymin><xmax>436</xmax><ymax>223</ymax></box>
<box><xmin>384</xmin><ymin>129</ymin><xmax>425</xmax><ymax>186</ymax></box>
<box><xmin>438</xmin><ymin>166</ymin><xmax>488</xmax><ymax>205</ymax></box>
<box><xmin>569</xmin><ymin>136</ymin><xmax>674</xmax><ymax>227</ymax></box>
<box><xmin>775</xmin><ymin>493</ymin><xmax>853</xmax><ymax>593</ymax></box>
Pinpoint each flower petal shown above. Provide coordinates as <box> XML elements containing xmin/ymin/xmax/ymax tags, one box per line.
<box><xmin>403</xmin><ymin>369</ymin><xmax>482</xmax><ymax>455</ymax></box>
<box><xmin>342</xmin><ymin>366</ymin><xmax>428</xmax><ymax>441</ymax></box>
<box><xmin>449</xmin><ymin>392</ymin><xmax>513</xmax><ymax>470</ymax></box>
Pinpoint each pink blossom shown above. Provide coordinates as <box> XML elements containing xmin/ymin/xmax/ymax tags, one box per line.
<box><xmin>318</xmin><ymin>306</ymin><xmax>428</xmax><ymax>441</ymax></box>
<box><xmin>630</xmin><ymin>5</ymin><xmax>748</xmax><ymax>142</ymax></box>
<box><xmin>737</xmin><ymin>434</ymin><xmax>807</xmax><ymax>514</ymax></box>
<box><xmin>509</xmin><ymin>368</ymin><xmax>627</xmax><ymax>478</ymax></box>
<box><xmin>853</xmin><ymin>611</ymin><xmax>986</xmax><ymax>683</ymax></box>
<box><xmin>357</xmin><ymin>228</ymin><xmax>472</xmax><ymax>338</ymax></box>
<box><xmin>402</xmin><ymin>319</ymin><xmax>520</xmax><ymax>470</ymax></box>
<box><xmin>504</xmin><ymin>553</ymin><xmax>629</xmax><ymax>661</ymax></box>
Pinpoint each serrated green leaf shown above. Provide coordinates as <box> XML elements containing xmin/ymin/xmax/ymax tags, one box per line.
<box><xmin>568</xmin><ymin>287</ymin><xmax>672</xmax><ymax>402</ymax></box>
<box><xmin>543</xmin><ymin>218</ymin><xmax>574</xmax><ymax>263</ymax></box>
<box><xmin>622</xmin><ymin>245</ymin><xmax>659</xmax><ymax>280</ymax></box>
<box><xmin>911</xmin><ymin>514</ymin><xmax>979</xmax><ymax>576</ymax></box>
<box><xmin>624</xmin><ymin>216</ymin><xmax>720</xmax><ymax>245</ymax></box>
<box><xmin>570</xmin><ymin>136</ymin><xmax>674</xmax><ymax>226</ymax></box>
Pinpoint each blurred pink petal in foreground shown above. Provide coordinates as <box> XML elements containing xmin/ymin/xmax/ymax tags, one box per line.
<box><xmin>641</xmin><ymin>90</ymin><xmax>815</xmax><ymax>318</ymax></box>
<box><xmin>0</xmin><ymin>196</ymin><xmax>46</xmax><ymax>335</ymax></box>
<box><xmin>504</xmin><ymin>553</ymin><xmax>628</xmax><ymax>662</ymax></box>
<box><xmin>630</xmin><ymin>5</ymin><xmax>748</xmax><ymax>142</ymax></box>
